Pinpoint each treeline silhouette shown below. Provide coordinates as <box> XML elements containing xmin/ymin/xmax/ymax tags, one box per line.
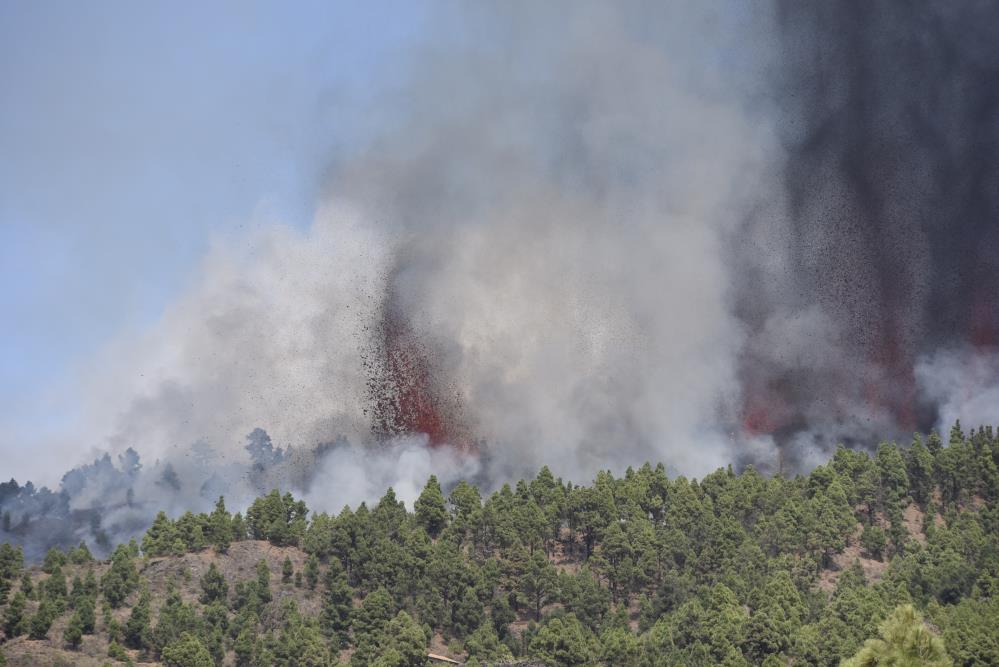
<box><xmin>1</xmin><ymin>422</ymin><xmax>997</xmax><ymax>665</ymax></box>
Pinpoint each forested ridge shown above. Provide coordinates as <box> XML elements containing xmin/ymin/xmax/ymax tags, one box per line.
<box><xmin>1</xmin><ymin>422</ymin><xmax>997</xmax><ymax>666</ymax></box>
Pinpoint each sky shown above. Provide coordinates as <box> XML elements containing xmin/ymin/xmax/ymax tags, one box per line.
<box><xmin>0</xmin><ymin>1</ymin><xmax>431</xmax><ymax>482</ymax></box>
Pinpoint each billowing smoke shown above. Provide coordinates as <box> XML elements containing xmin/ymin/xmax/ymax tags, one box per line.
<box><xmin>55</xmin><ymin>2</ymin><xmax>778</xmax><ymax>480</ymax></box>
<box><xmin>3</xmin><ymin>1</ymin><xmax>998</xmax><ymax>558</ymax></box>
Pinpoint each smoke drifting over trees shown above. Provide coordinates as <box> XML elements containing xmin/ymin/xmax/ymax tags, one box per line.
<box><xmin>3</xmin><ymin>2</ymin><xmax>997</xmax><ymax>557</ymax></box>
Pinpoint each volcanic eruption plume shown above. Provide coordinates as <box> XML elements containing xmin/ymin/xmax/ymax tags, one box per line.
<box><xmin>4</xmin><ymin>1</ymin><xmax>999</xmax><ymax>560</ymax></box>
<box><xmin>364</xmin><ymin>271</ymin><xmax>471</xmax><ymax>451</ymax></box>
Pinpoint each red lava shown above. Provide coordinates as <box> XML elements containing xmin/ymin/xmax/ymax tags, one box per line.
<box><xmin>369</xmin><ymin>304</ymin><xmax>473</xmax><ymax>453</ymax></box>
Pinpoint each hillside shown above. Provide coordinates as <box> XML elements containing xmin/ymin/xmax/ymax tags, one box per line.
<box><xmin>0</xmin><ymin>423</ymin><xmax>997</xmax><ymax>666</ymax></box>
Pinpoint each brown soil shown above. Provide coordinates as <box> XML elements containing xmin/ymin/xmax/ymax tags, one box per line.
<box><xmin>902</xmin><ymin>503</ymin><xmax>928</xmax><ymax>546</ymax></box>
<box><xmin>818</xmin><ymin>501</ymin><xmax>939</xmax><ymax>593</ymax></box>
<box><xmin>429</xmin><ymin>631</ymin><xmax>464</xmax><ymax>663</ymax></box>
<box><xmin>817</xmin><ymin>524</ymin><xmax>888</xmax><ymax>593</ymax></box>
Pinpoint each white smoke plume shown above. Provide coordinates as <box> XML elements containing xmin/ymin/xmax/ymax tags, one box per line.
<box><xmin>51</xmin><ymin>1</ymin><xmax>781</xmax><ymax>505</ymax></box>
<box><xmin>917</xmin><ymin>349</ymin><xmax>999</xmax><ymax>435</ymax></box>
<box><xmin>85</xmin><ymin>204</ymin><xmax>391</xmax><ymax>463</ymax></box>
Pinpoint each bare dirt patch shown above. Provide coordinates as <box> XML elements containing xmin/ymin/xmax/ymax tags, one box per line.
<box><xmin>429</xmin><ymin>631</ymin><xmax>464</xmax><ymax>663</ymax></box>
<box><xmin>817</xmin><ymin>524</ymin><xmax>888</xmax><ymax>592</ymax></box>
<box><xmin>902</xmin><ymin>503</ymin><xmax>927</xmax><ymax>546</ymax></box>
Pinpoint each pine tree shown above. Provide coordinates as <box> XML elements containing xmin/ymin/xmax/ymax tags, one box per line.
<box><xmin>210</xmin><ymin>496</ymin><xmax>232</xmax><ymax>553</ymax></box>
<box><xmin>63</xmin><ymin>611</ymin><xmax>84</xmax><ymax>649</ymax></box>
<box><xmin>354</xmin><ymin>587</ymin><xmax>395</xmax><ymax>639</ymax></box>
<box><xmin>142</xmin><ymin>511</ymin><xmax>176</xmax><ymax>556</ymax></box>
<box><xmin>44</xmin><ymin>564</ymin><xmax>68</xmax><ymax>608</ymax></box>
<box><xmin>234</xmin><ymin>627</ymin><xmax>256</xmax><ymax>667</ymax></box>
<box><xmin>415</xmin><ymin>475</ymin><xmax>448</xmax><ymax>538</ymax></box>
<box><xmin>491</xmin><ymin>592</ymin><xmax>515</xmax><ymax>638</ymax></box>
<box><xmin>842</xmin><ymin>604</ymin><xmax>952</xmax><ymax>666</ymax></box>
<box><xmin>380</xmin><ymin>611</ymin><xmax>428</xmax><ymax>667</ymax></box>
<box><xmin>124</xmin><ymin>588</ymin><xmax>152</xmax><ymax>650</ymax></box>
<box><xmin>171</xmin><ymin>538</ymin><xmax>187</xmax><ymax>557</ymax></box>
<box><xmin>861</xmin><ymin>524</ymin><xmax>887</xmax><ymax>561</ymax></box>
<box><xmin>107</xmin><ymin>640</ymin><xmax>129</xmax><ymax>661</ymax></box>
<box><xmin>204</xmin><ymin>627</ymin><xmax>225</xmax><ymax>666</ymax></box>
<box><xmin>521</xmin><ymin>550</ymin><xmax>557</xmax><ymax>621</ymax></box>
<box><xmin>448</xmin><ymin>480</ymin><xmax>482</xmax><ymax>532</ymax></box>
<box><xmin>28</xmin><ymin>600</ymin><xmax>54</xmax><ymax>640</ymax></box>
<box><xmin>304</xmin><ymin>554</ymin><xmax>320</xmax><ymax>590</ymax></box>
<box><xmin>19</xmin><ymin>572</ymin><xmax>32</xmax><ymax>600</ymax></box>
<box><xmin>161</xmin><ymin>632</ymin><xmax>214</xmax><ymax>667</ymax></box>
<box><xmin>246</xmin><ymin>489</ymin><xmax>308</xmax><ymax>546</ymax></box>
<box><xmin>199</xmin><ymin>562</ymin><xmax>228</xmax><ymax>604</ymax></box>
<box><xmin>876</xmin><ymin>443</ymin><xmax>910</xmax><ymax>507</ymax></box>
<box><xmin>102</xmin><ymin>545</ymin><xmax>139</xmax><ymax>607</ymax></box>
<box><xmin>600</xmin><ymin>522</ymin><xmax>635</xmax><ymax>603</ymax></box>
<box><xmin>0</xmin><ymin>543</ymin><xmax>22</xmax><ymax>605</ymax></box>
<box><xmin>77</xmin><ymin>597</ymin><xmax>96</xmax><ymax>634</ymax></box>
<box><xmin>452</xmin><ymin>586</ymin><xmax>484</xmax><ymax>638</ymax></box>
<box><xmin>529</xmin><ymin>614</ymin><xmax>597</xmax><ymax>666</ymax></box>
<box><xmin>927</xmin><ymin>431</ymin><xmax>943</xmax><ymax>457</ymax></box>
<box><xmin>906</xmin><ymin>435</ymin><xmax>934</xmax><ymax>506</ymax></box>
<box><xmin>465</xmin><ymin>622</ymin><xmax>514</xmax><ymax>663</ymax></box>
<box><xmin>68</xmin><ymin>574</ymin><xmax>84</xmax><ymax>608</ymax></box>
<box><xmin>69</xmin><ymin>541</ymin><xmax>93</xmax><ymax>564</ymax></box>
<box><xmin>949</xmin><ymin>420</ymin><xmax>965</xmax><ymax>446</ymax></box>
<box><xmin>599</xmin><ymin>626</ymin><xmax>641</xmax><ymax>666</ymax></box>
<box><xmin>152</xmin><ymin>588</ymin><xmax>201</xmax><ymax>656</ymax></box>
<box><xmin>282</xmin><ymin>556</ymin><xmax>294</xmax><ymax>584</ymax></box>
<box><xmin>256</xmin><ymin>558</ymin><xmax>272</xmax><ymax>603</ymax></box>
<box><xmin>2</xmin><ymin>591</ymin><xmax>26</xmax><ymax>637</ymax></box>
<box><xmin>231</xmin><ymin>511</ymin><xmax>247</xmax><ymax>541</ymax></box>
<box><xmin>190</xmin><ymin>524</ymin><xmax>207</xmax><ymax>551</ymax></box>
<box><xmin>41</xmin><ymin>547</ymin><xmax>66</xmax><ymax>574</ymax></box>
<box><xmin>320</xmin><ymin>564</ymin><xmax>354</xmax><ymax>648</ymax></box>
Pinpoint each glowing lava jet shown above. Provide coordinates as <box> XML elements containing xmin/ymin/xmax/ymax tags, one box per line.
<box><xmin>365</xmin><ymin>289</ymin><xmax>473</xmax><ymax>453</ymax></box>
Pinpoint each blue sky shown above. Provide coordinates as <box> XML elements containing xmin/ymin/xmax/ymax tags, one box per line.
<box><xmin>0</xmin><ymin>1</ymin><xmax>430</xmax><ymax>478</ymax></box>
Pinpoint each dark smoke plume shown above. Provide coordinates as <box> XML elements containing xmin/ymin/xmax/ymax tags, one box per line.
<box><xmin>735</xmin><ymin>0</ymin><xmax>999</xmax><ymax>469</ymax></box>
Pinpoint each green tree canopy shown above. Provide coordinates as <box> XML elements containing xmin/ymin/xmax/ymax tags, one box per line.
<box><xmin>841</xmin><ymin>604</ymin><xmax>951</xmax><ymax>667</ymax></box>
<box><xmin>415</xmin><ymin>475</ymin><xmax>448</xmax><ymax>538</ymax></box>
<box><xmin>161</xmin><ymin>631</ymin><xmax>215</xmax><ymax>667</ymax></box>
